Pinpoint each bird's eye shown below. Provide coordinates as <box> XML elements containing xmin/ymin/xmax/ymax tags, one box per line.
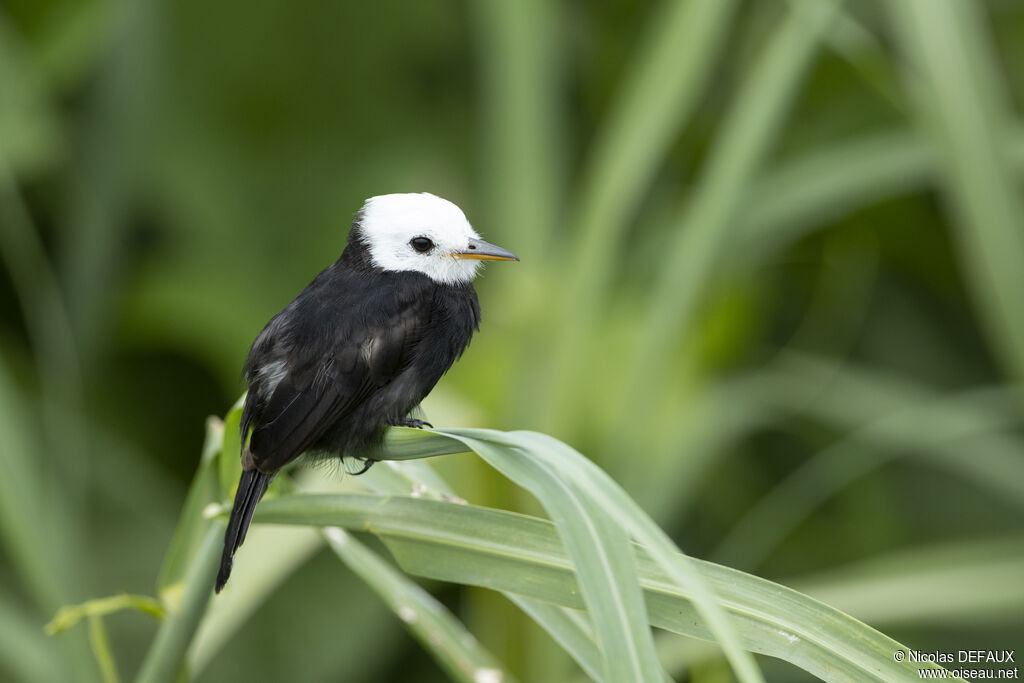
<box><xmin>410</xmin><ymin>237</ymin><xmax>434</xmax><ymax>253</ymax></box>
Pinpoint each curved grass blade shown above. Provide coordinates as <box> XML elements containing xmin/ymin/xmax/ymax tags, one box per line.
<box><xmin>616</xmin><ymin>0</ymin><xmax>841</xmax><ymax>448</ymax></box>
<box><xmin>187</xmin><ymin>447</ymin><xmax>461</xmax><ymax>673</ymax></box>
<box><xmin>715</xmin><ymin>384</ymin><xmax>1024</xmax><ymax>569</ymax></box>
<box><xmin>437</xmin><ymin>432</ymin><xmax>665</xmax><ymax>681</ymax></box>
<box><xmin>253</xmin><ymin>492</ymin><xmax>955</xmax><ymax>681</ymax></box>
<box><xmin>187</xmin><ymin>525</ymin><xmax>323</xmax><ymax>674</ymax></box>
<box><xmin>366</xmin><ymin>442</ymin><xmax>606</xmax><ymax>679</ymax></box>
<box><xmin>324</xmin><ymin>526</ymin><xmax>516</xmax><ymax>683</ymax></box>
<box><xmin>740</xmin><ymin>123</ymin><xmax>1024</xmax><ymax>258</ymax></box>
<box><xmin>466</xmin><ymin>429</ymin><xmax>763</xmax><ymax>683</ymax></box>
<box><xmin>741</xmin><ymin>129</ymin><xmax>934</xmax><ymax>252</ymax></box>
<box><xmin>792</xmin><ymin>535</ymin><xmax>1024</xmax><ymax>627</ymax></box>
<box><xmin>535</xmin><ymin>0</ymin><xmax>740</xmax><ymax>430</ymax></box>
<box><xmin>504</xmin><ymin>596</ymin><xmax>606</xmax><ymax>683</ymax></box>
<box><xmin>506</xmin><ymin>596</ymin><xmax>677</xmax><ymax>683</ymax></box>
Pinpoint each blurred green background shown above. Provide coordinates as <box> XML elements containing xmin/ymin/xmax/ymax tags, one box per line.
<box><xmin>2</xmin><ymin>0</ymin><xmax>1023</xmax><ymax>681</ymax></box>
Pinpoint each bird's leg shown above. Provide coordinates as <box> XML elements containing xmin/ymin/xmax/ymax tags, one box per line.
<box><xmin>397</xmin><ymin>417</ymin><xmax>433</xmax><ymax>429</ymax></box>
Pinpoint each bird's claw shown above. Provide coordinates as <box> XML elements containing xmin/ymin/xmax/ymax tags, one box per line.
<box><xmin>398</xmin><ymin>418</ymin><xmax>433</xmax><ymax>429</ymax></box>
<box><xmin>349</xmin><ymin>458</ymin><xmax>375</xmax><ymax>476</ymax></box>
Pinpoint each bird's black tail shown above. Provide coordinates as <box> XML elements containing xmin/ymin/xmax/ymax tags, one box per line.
<box><xmin>216</xmin><ymin>468</ymin><xmax>272</xmax><ymax>593</ymax></box>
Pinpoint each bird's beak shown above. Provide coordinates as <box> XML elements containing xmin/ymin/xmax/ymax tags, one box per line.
<box><xmin>454</xmin><ymin>238</ymin><xmax>519</xmax><ymax>261</ymax></box>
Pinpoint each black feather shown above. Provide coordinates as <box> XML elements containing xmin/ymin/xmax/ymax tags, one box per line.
<box><xmin>216</xmin><ymin>235</ymin><xmax>481</xmax><ymax>591</ymax></box>
<box><xmin>216</xmin><ymin>468</ymin><xmax>273</xmax><ymax>592</ymax></box>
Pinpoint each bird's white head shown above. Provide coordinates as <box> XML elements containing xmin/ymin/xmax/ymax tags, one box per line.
<box><xmin>356</xmin><ymin>193</ymin><xmax>518</xmax><ymax>285</ymax></box>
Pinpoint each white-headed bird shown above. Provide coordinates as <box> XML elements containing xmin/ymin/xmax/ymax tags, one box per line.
<box><xmin>216</xmin><ymin>193</ymin><xmax>518</xmax><ymax>592</ymax></box>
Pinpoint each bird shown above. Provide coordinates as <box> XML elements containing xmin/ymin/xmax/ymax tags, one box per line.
<box><xmin>215</xmin><ymin>192</ymin><xmax>518</xmax><ymax>592</ymax></box>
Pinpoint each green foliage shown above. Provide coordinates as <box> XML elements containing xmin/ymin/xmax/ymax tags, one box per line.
<box><xmin>64</xmin><ymin>412</ymin><xmax>958</xmax><ymax>682</ymax></box>
<box><xmin>2</xmin><ymin>0</ymin><xmax>1024</xmax><ymax>680</ymax></box>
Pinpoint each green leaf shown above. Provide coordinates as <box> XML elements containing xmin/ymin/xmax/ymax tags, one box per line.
<box><xmin>156</xmin><ymin>416</ymin><xmax>224</xmax><ymax>596</ymax></box>
<box><xmin>888</xmin><ymin>0</ymin><xmax>1024</xmax><ymax>387</ymax></box>
<box><xmin>187</xmin><ymin>525</ymin><xmax>323</xmax><ymax>674</ymax></box>
<box><xmin>325</xmin><ymin>526</ymin><xmax>516</xmax><ymax>683</ymax></box>
<box><xmin>741</xmin><ymin>128</ymin><xmax>935</xmax><ymax>253</ymax></box>
<box><xmin>471</xmin><ymin>0</ymin><xmax>560</xmax><ymax>261</ymax></box>
<box><xmin>439</xmin><ymin>428</ymin><xmax>761</xmax><ymax>683</ymax></box>
<box><xmin>254</xmin><ymin>493</ymin><xmax>955</xmax><ymax>681</ymax></box>
<box><xmin>717</xmin><ymin>361</ymin><xmax>1024</xmax><ymax>569</ymax></box>
<box><xmin>0</xmin><ymin>15</ymin><xmax>61</xmax><ymax>174</ymax></box>
<box><xmin>185</xmin><ymin>452</ymin><xmax>460</xmax><ymax>674</ymax></box>
<box><xmin>372</xmin><ymin>428</ymin><xmax>665</xmax><ymax>680</ymax></box>
<box><xmin>506</xmin><ymin>430</ymin><xmax>763</xmax><ymax>683</ymax></box>
<box><xmin>533</xmin><ymin>0</ymin><xmax>740</xmax><ymax>430</ymax></box>
<box><xmin>614</xmin><ymin>0</ymin><xmax>842</xmax><ymax>448</ymax></box>
<box><xmin>135</xmin><ymin>524</ymin><xmax>223</xmax><ymax>683</ymax></box>
<box><xmin>88</xmin><ymin>616</ymin><xmax>121</xmax><ymax>683</ymax></box>
<box><xmin>436</xmin><ymin>430</ymin><xmax>666</xmax><ymax>682</ymax></box>
<box><xmin>792</xmin><ymin>535</ymin><xmax>1024</xmax><ymax>626</ymax></box>
<box><xmin>218</xmin><ymin>396</ymin><xmax>245</xmax><ymax>502</ymax></box>
<box><xmin>504</xmin><ymin>596</ymin><xmax>607</xmax><ymax>683</ymax></box>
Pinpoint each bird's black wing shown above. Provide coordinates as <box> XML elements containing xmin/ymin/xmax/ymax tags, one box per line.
<box><xmin>243</xmin><ymin>269</ymin><xmax>434</xmax><ymax>473</ymax></box>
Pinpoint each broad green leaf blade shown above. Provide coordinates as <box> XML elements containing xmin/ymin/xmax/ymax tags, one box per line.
<box><xmin>468</xmin><ymin>429</ymin><xmax>762</xmax><ymax>683</ymax></box>
<box><xmin>324</xmin><ymin>526</ymin><xmax>516</xmax><ymax>683</ymax></box>
<box><xmin>381</xmin><ymin>459</ymin><xmax>459</xmax><ymax>498</ymax></box>
<box><xmin>440</xmin><ymin>431</ymin><xmax>664</xmax><ymax>682</ymax></box>
<box><xmin>377</xmin><ymin>426</ymin><xmax>472</xmax><ymax>460</ymax></box>
<box><xmin>253</xmin><ymin>493</ymin><xmax>954</xmax><ymax>681</ymax></box>
<box><xmin>184</xmin><ymin>452</ymin><xmax>458</xmax><ymax>673</ymax></box>
<box><xmin>360</xmin><ymin>458</ymin><xmax>458</xmax><ymax>500</ymax></box>
<box><xmin>363</xmin><ymin>438</ymin><xmax>626</xmax><ymax>681</ymax></box>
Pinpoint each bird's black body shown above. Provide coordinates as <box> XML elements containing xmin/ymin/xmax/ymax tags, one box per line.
<box><xmin>216</xmin><ymin>232</ymin><xmax>480</xmax><ymax>592</ymax></box>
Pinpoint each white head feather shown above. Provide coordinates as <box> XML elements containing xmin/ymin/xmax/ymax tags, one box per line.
<box><xmin>357</xmin><ymin>193</ymin><xmax>483</xmax><ymax>284</ymax></box>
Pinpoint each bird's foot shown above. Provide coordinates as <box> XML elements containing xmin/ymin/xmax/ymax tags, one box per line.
<box><xmin>347</xmin><ymin>458</ymin><xmax>375</xmax><ymax>476</ymax></box>
<box><xmin>397</xmin><ymin>417</ymin><xmax>433</xmax><ymax>429</ymax></box>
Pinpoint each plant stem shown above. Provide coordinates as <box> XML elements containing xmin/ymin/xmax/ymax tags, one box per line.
<box><xmin>135</xmin><ymin>523</ymin><xmax>222</xmax><ymax>683</ymax></box>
